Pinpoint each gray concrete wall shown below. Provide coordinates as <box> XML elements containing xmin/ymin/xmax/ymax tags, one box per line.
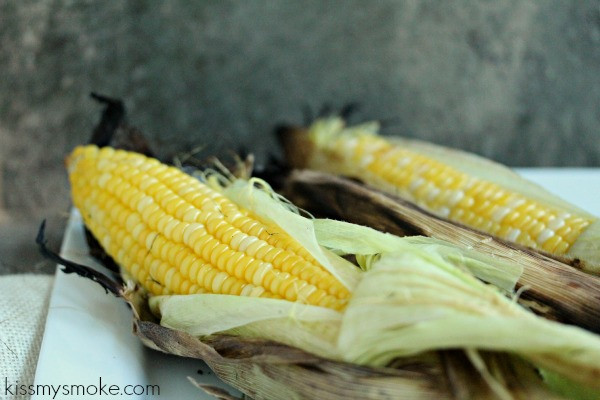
<box><xmin>1</xmin><ymin>1</ymin><xmax>600</xmax><ymax>273</ymax></box>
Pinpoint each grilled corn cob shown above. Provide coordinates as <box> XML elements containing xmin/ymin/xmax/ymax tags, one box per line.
<box><xmin>65</xmin><ymin>143</ymin><xmax>600</xmax><ymax>396</ymax></box>
<box><xmin>67</xmin><ymin>145</ymin><xmax>350</xmax><ymax>310</ymax></box>
<box><xmin>282</xmin><ymin>118</ymin><xmax>600</xmax><ymax>273</ymax></box>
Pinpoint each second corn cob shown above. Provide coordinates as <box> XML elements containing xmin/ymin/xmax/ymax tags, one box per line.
<box><xmin>281</xmin><ymin>118</ymin><xmax>600</xmax><ymax>273</ymax></box>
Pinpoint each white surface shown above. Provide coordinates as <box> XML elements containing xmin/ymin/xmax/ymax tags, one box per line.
<box><xmin>32</xmin><ymin>211</ymin><xmax>241</xmax><ymax>400</ymax></box>
<box><xmin>515</xmin><ymin>168</ymin><xmax>600</xmax><ymax>215</ymax></box>
<box><xmin>33</xmin><ymin>169</ymin><xmax>600</xmax><ymax>399</ymax></box>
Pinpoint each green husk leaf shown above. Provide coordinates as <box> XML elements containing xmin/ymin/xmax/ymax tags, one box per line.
<box><xmin>220</xmin><ymin>178</ymin><xmax>361</xmax><ymax>291</ymax></box>
<box><xmin>313</xmin><ymin>218</ymin><xmax>522</xmax><ymax>292</ymax></box>
<box><xmin>149</xmin><ymin>294</ymin><xmax>343</xmax><ymax>360</ymax></box>
<box><xmin>567</xmin><ymin>220</ymin><xmax>600</xmax><ymax>274</ymax></box>
<box><xmin>539</xmin><ymin>368</ymin><xmax>600</xmax><ymax>400</ymax></box>
<box><xmin>337</xmin><ymin>250</ymin><xmax>600</xmax><ymax>390</ymax></box>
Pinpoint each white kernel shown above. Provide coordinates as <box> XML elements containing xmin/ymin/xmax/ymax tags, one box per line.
<box><xmin>507</xmin><ymin>198</ymin><xmax>526</xmax><ymax>209</ymax></box>
<box><xmin>240</xmin><ymin>284</ymin><xmax>255</xmax><ymax>296</ymax></box>
<box><xmin>132</xmin><ymin>223</ymin><xmax>144</xmax><ymax>238</ymax></box>
<box><xmin>507</xmin><ymin>228</ymin><xmax>521</xmax><ymax>242</ymax></box>
<box><xmin>557</xmin><ymin>212</ymin><xmax>571</xmax><ymax>219</ymax></box>
<box><xmin>438</xmin><ymin>207</ymin><xmax>450</xmax><ymax>217</ymax></box>
<box><xmin>182</xmin><ymin>208</ymin><xmax>201</xmax><ymax>222</ymax></box>
<box><xmin>145</xmin><ymin>232</ymin><xmax>158</xmax><ymax>250</ymax></box>
<box><xmin>97</xmin><ymin>173</ymin><xmax>111</xmax><ymax>188</ymax></box>
<box><xmin>426</xmin><ymin>186</ymin><xmax>441</xmax><ymax>202</ymax></box>
<box><xmin>136</xmin><ymin>195</ymin><xmax>154</xmax><ymax>213</ymax></box>
<box><xmin>250</xmin><ymin>286</ymin><xmax>265</xmax><ymax>297</ymax></box>
<box><xmin>447</xmin><ymin>190</ymin><xmax>464</xmax><ymax>206</ymax></box>
<box><xmin>537</xmin><ymin>228</ymin><xmax>555</xmax><ymax>244</ymax></box>
<box><xmin>177</xmin><ymin>186</ymin><xmax>196</xmax><ymax>196</ymax></box>
<box><xmin>239</xmin><ymin>236</ymin><xmax>258</xmax><ymax>252</ymax></box>
<box><xmin>547</xmin><ymin>217</ymin><xmax>565</xmax><ymax>231</ymax></box>
<box><xmin>183</xmin><ymin>223</ymin><xmax>205</xmax><ymax>244</ymax></box>
<box><xmin>252</xmin><ymin>262</ymin><xmax>273</xmax><ymax>286</ymax></box>
<box><xmin>230</xmin><ymin>232</ymin><xmax>247</xmax><ymax>250</ymax></box>
<box><xmin>343</xmin><ymin>138</ymin><xmax>358</xmax><ymax>152</ymax></box>
<box><xmin>164</xmin><ymin>268</ymin><xmax>175</xmax><ymax>288</ymax></box>
<box><xmin>409</xmin><ymin>177</ymin><xmax>425</xmax><ymax>192</ymax></box>
<box><xmin>212</xmin><ymin>272</ymin><xmax>229</xmax><ymax>293</ymax></box>
<box><xmin>360</xmin><ymin>155</ymin><xmax>374</xmax><ymax>167</ymax></box>
<box><xmin>157</xmin><ymin>215</ymin><xmax>174</xmax><ymax>232</ymax></box>
<box><xmin>245</xmin><ymin>239</ymin><xmax>267</xmax><ymax>257</ymax></box>
<box><xmin>297</xmin><ymin>284</ymin><xmax>317</xmax><ymax>302</ymax></box>
<box><xmin>164</xmin><ymin>219</ymin><xmax>179</xmax><ymax>238</ymax></box>
<box><xmin>492</xmin><ymin>207</ymin><xmax>511</xmax><ymax>222</ymax></box>
<box><xmin>125</xmin><ymin>213</ymin><xmax>141</xmax><ymax>232</ymax></box>
<box><xmin>139</xmin><ymin>177</ymin><xmax>159</xmax><ymax>191</ymax></box>
<box><xmin>397</xmin><ymin>157</ymin><xmax>411</xmax><ymax>168</ymax></box>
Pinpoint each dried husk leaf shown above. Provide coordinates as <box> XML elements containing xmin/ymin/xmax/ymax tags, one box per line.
<box><xmin>120</xmin><ymin>283</ymin><xmax>454</xmax><ymax>400</ymax></box>
<box><xmin>337</xmin><ymin>250</ymin><xmax>600</xmax><ymax>391</ymax></box>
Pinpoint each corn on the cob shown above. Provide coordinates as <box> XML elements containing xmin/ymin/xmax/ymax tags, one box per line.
<box><xmin>287</xmin><ymin>118</ymin><xmax>600</xmax><ymax>272</ymax></box>
<box><xmin>67</xmin><ymin>145</ymin><xmax>350</xmax><ymax>310</ymax></box>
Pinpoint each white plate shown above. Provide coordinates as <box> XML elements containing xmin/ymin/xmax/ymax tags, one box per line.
<box><xmin>32</xmin><ymin>210</ymin><xmax>242</xmax><ymax>400</ymax></box>
<box><xmin>33</xmin><ymin>169</ymin><xmax>600</xmax><ymax>399</ymax></box>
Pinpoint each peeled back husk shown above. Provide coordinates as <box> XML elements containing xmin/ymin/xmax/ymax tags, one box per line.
<box><xmin>147</xmin><ymin>178</ymin><xmax>600</xmax><ymax>398</ymax></box>
<box><xmin>282</xmin><ymin>169</ymin><xmax>600</xmax><ymax>335</ymax></box>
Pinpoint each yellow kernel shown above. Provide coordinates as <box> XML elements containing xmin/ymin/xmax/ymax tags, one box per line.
<box><xmin>201</xmin><ymin>237</ymin><xmax>219</xmax><ymax>262</ymax></box>
<box><xmin>179</xmin><ymin>253</ymin><xmax>195</xmax><ymax>277</ymax></box>
<box><xmin>180</xmin><ymin>280</ymin><xmax>191</xmax><ymax>294</ymax></box>
<box><xmin>183</xmin><ymin>223</ymin><xmax>205</xmax><ymax>245</ymax></box>
<box><xmin>171</xmin><ymin>222</ymin><xmax>187</xmax><ymax>243</ymax></box>
<box><xmin>209</xmin><ymin>243</ymin><xmax>229</xmax><ymax>267</ymax></box>
<box><xmin>219</xmin><ymin>226</ymin><xmax>238</xmax><ymax>244</ymax></box>
<box><xmin>220</xmin><ymin>276</ymin><xmax>236</xmax><ymax>294</ymax></box>
<box><xmin>200</xmin><ymin>266</ymin><xmax>216</xmax><ymax>290</ymax></box>
<box><xmin>164</xmin><ymin>268</ymin><xmax>175</xmax><ymax>288</ymax></box>
<box><xmin>216</xmin><ymin>248</ymin><xmax>236</xmax><ymax>272</ymax></box>
<box><xmin>189</xmin><ymin>260</ymin><xmax>203</xmax><ymax>282</ymax></box>
<box><xmin>243</xmin><ymin>260</ymin><xmax>262</xmax><ymax>284</ymax></box>
<box><xmin>225</xmin><ymin>252</ymin><xmax>245</xmax><ymax>275</ymax></box>
<box><xmin>234</xmin><ymin>256</ymin><xmax>252</xmax><ymax>280</ymax></box>
<box><xmin>211</xmin><ymin>272</ymin><xmax>229</xmax><ymax>293</ymax></box>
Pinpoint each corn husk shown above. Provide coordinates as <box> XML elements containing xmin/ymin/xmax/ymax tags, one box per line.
<box><xmin>58</xmin><ymin>157</ymin><xmax>600</xmax><ymax>398</ymax></box>
<box><xmin>61</xmin><ymin>253</ymin><xmax>554</xmax><ymax>400</ymax></box>
<box><xmin>283</xmin><ymin>169</ymin><xmax>600</xmax><ymax>334</ymax></box>
<box><xmin>141</xmin><ymin>178</ymin><xmax>600</xmax><ymax>398</ymax></box>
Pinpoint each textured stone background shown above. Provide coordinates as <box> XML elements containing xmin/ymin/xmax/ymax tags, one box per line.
<box><xmin>1</xmin><ymin>0</ymin><xmax>600</xmax><ymax>273</ymax></box>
